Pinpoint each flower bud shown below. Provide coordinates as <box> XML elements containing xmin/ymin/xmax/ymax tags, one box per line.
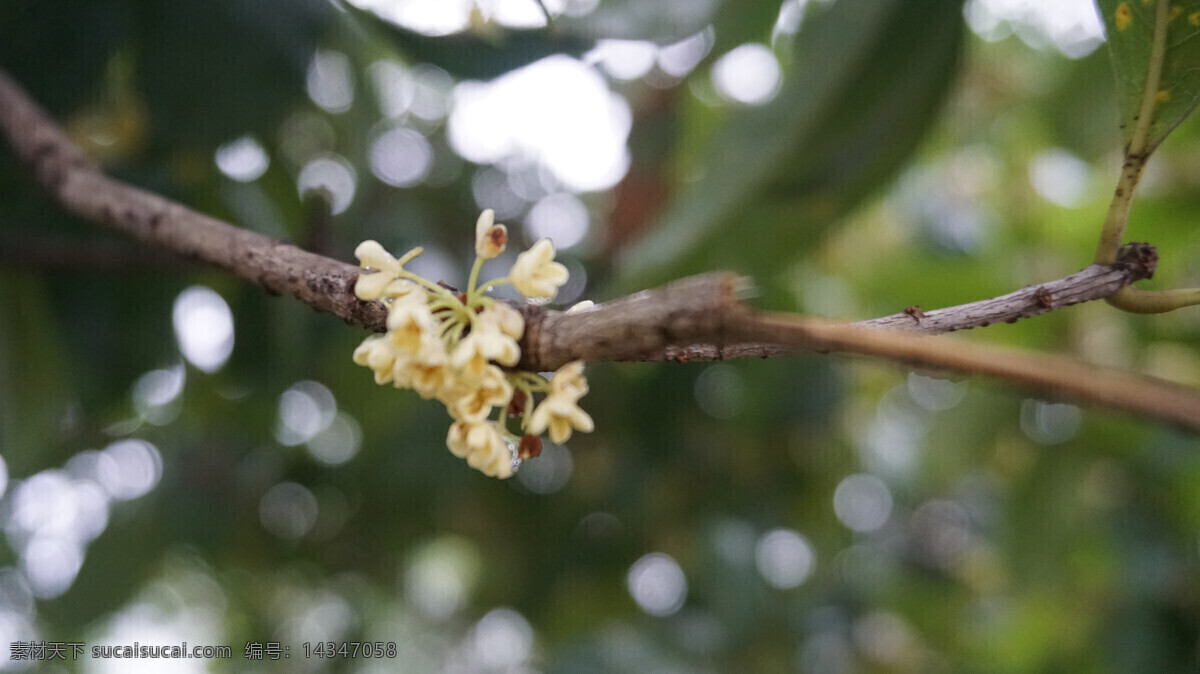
<box><xmin>474</xmin><ymin>209</ymin><xmax>508</xmax><ymax>259</ymax></box>
<box><xmin>518</xmin><ymin>434</ymin><xmax>543</xmax><ymax>459</ymax></box>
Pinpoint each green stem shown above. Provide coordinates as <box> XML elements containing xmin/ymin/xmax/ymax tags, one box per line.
<box><xmin>397</xmin><ymin>269</ymin><xmax>459</xmax><ymax>303</ymax></box>
<box><xmin>396</xmin><ymin>246</ymin><xmax>424</xmax><ymax>266</ymax></box>
<box><xmin>514</xmin><ymin>371</ymin><xmax>551</xmax><ymax>389</ymax></box>
<box><xmin>466</xmin><ymin>255</ymin><xmax>485</xmax><ymax>304</ymax></box>
<box><xmin>1093</xmin><ymin>0</ymin><xmax>1169</xmax><ymax>265</ymax></box>
<box><xmin>1093</xmin><ymin>158</ymin><xmax>1149</xmax><ymax>265</ymax></box>
<box><xmin>478</xmin><ymin>276</ymin><xmax>510</xmax><ymax>291</ymax></box>
<box><xmin>1106</xmin><ymin>286</ymin><xmax>1200</xmax><ymax>313</ymax></box>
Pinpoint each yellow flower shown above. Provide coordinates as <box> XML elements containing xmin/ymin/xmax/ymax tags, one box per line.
<box><xmin>352</xmin><ymin>335</ymin><xmax>400</xmax><ymax>386</ymax></box>
<box><xmin>474</xmin><ymin>209</ymin><xmax>508</xmax><ymax>259</ymax></box>
<box><xmin>450</xmin><ymin>364</ymin><xmax>513</xmax><ymax>422</ymax></box>
<box><xmin>447</xmin><ymin>420</ymin><xmax>514</xmax><ymax>479</ymax></box>
<box><xmin>386</xmin><ymin>292</ymin><xmax>438</xmax><ymax>355</ymax></box>
<box><xmin>490</xmin><ymin>302</ymin><xmax>525</xmax><ymax>340</ymax></box>
<box><xmin>510</xmin><ymin>239</ymin><xmax>569</xmax><ymax>300</ymax></box>
<box><xmin>548</xmin><ymin>360</ymin><xmax>589</xmax><ymax>401</ymax></box>
<box><xmin>408</xmin><ymin>334</ymin><xmax>450</xmax><ymax>399</ymax></box>
<box><xmin>450</xmin><ymin>308</ymin><xmax>521</xmax><ymax>373</ymax></box>
<box><xmin>528</xmin><ymin>391</ymin><xmax>594</xmax><ymax>445</ymax></box>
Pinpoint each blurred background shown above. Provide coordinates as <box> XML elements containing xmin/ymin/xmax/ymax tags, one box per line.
<box><xmin>2</xmin><ymin>0</ymin><xmax>1200</xmax><ymax>671</ymax></box>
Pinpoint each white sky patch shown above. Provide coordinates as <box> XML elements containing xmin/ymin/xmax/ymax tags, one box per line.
<box><xmin>369</xmin><ymin>125</ymin><xmax>434</xmax><ymax>187</ymax></box>
<box><xmin>275</xmin><ymin>380</ymin><xmax>338</xmax><ymax>447</ymax></box>
<box><xmin>525</xmin><ymin>192</ymin><xmax>589</xmax><ymax>250</ymax></box>
<box><xmin>755</xmin><ymin>528</ymin><xmax>815</xmax><ymax>589</ymax></box>
<box><xmin>832</xmin><ymin>474</ymin><xmax>893</xmax><ymax>533</ymax></box>
<box><xmin>349</xmin><ymin>0</ymin><xmax>475</xmax><ymax>36</ymax></box>
<box><xmin>448</xmin><ymin>56</ymin><xmax>632</xmax><ymax>192</ymax></box>
<box><xmin>96</xmin><ymin>440</ymin><xmax>163</xmax><ymax>501</ymax></box>
<box><xmin>172</xmin><ymin>286</ymin><xmax>234</xmax><ymax>373</ymax></box>
<box><xmin>658</xmin><ymin>30</ymin><xmax>713</xmax><ymax>78</ymax></box>
<box><xmin>307</xmin><ymin>50</ymin><xmax>355</xmax><ymax>113</ymax></box>
<box><xmin>711</xmin><ymin>43</ymin><xmax>782</xmax><ymax>105</ymax></box>
<box><xmin>347</xmin><ymin>0</ymin><xmax>599</xmax><ymax>34</ymax></box>
<box><xmin>132</xmin><ymin>364</ymin><xmax>185</xmax><ymax>425</ymax></box>
<box><xmin>473</xmin><ymin>608</ymin><xmax>534</xmax><ymax>669</ymax></box>
<box><xmin>214</xmin><ymin>136</ymin><xmax>269</xmax><ymax>182</ymax></box>
<box><xmin>588</xmin><ymin>40</ymin><xmax>659</xmax><ymax>81</ymax></box>
<box><xmin>1029</xmin><ymin>147</ymin><xmax>1091</xmax><ymax>207</ymax></box>
<box><xmin>297</xmin><ymin>154</ymin><xmax>357</xmax><ymax>215</ymax></box>
<box><xmin>964</xmin><ymin>0</ymin><xmax>1105</xmax><ymax>58</ymax></box>
<box><xmin>627</xmin><ymin>553</ymin><xmax>687</xmax><ymax>617</ymax></box>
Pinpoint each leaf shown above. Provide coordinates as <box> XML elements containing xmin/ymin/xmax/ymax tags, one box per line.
<box><xmin>0</xmin><ymin>0</ymin><xmax>130</xmax><ymax>115</ymax></box>
<box><xmin>341</xmin><ymin>2</ymin><xmax>593</xmax><ymax>81</ymax></box>
<box><xmin>1098</xmin><ymin>0</ymin><xmax>1200</xmax><ymax>153</ymax></box>
<box><xmin>558</xmin><ymin>0</ymin><xmax>718</xmax><ymax>44</ymax></box>
<box><xmin>137</xmin><ymin>0</ymin><xmax>331</xmax><ymax>148</ymax></box>
<box><xmin>344</xmin><ymin>0</ymin><xmax>778</xmax><ymax>81</ymax></box>
<box><xmin>613</xmin><ymin>0</ymin><xmax>965</xmax><ymax>292</ymax></box>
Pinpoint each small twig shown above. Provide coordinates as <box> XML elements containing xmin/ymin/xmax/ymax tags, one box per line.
<box><xmin>858</xmin><ymin>242</ymin><xmax>1157</xmax><ymax>333</ymax></box>
<box><xmin>734</xmin><ymin>308</ymin><xmax>1200</xmax><ymax>431</ymax></box>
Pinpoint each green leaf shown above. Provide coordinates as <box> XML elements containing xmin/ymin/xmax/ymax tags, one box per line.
<box><xmin>0</xmin><ymin>0</ymin><xmax>130</xmax><ymax>115</ymax></box>
<box><xmin>1098</xmin><ymin>0</ymin><xmax>1200</xmax><ymax>153</ymax></box>
<box><xmin>342</xmin><ymin>2</ymin><xmax>593</xmax><ymax>81</ymax></box>
<box><xmin>613</xmin><ymin>0</ymin><xmax>965</xmax><ymax>292</ymax></box>
<box><xmin>137</xmin><ymin>0</ymin><xmax>330</xmax><ymax>148</ymax></box>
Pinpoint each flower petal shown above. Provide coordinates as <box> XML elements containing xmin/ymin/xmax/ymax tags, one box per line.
<box><xmin>511</xmin><ymin>239</ymin><xmax>569</xmax><ymax>299</ymax></box>
<box><xmin>354</xmin><ymin>240</ymin><xmax>398</xmax><ymax>271</ymax></box>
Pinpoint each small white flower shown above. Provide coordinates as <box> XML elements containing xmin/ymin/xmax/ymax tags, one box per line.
<box><xmin>354</xmin><ymin>240</ymin><xmax>406</xmax><ymax>300</ymax></box>
<box><xmin>387</xmin><ymin>292</ymin><xmax>438</xmax><ymax>355</ymax></box>
<box><xmin>548</xmin><ymin>360</ymin><xmax>589</xmax><ymax>401</ymax></box>
<box><xmin>408</xmin><ymin>334</ymin><xmax>450</xmax><ymax>399</ymax></box>
<box><xmin>510</xmin><ymin>239</ymin><xmax>569</xmax><ymax>300</ymax></box>
<box><xmin>447</xmin><ymin>420</ymin><xmax>514</xmax><ymax>479</ymax></box>
<box><xmin>451</xmin><ymin>364</ymin><xmax>513</xmax><ymax>422</ymax></box>
<box><xmin>450</xmin><ymin>308</ymin><xmax>521</xmax><ymax>373</ymax></box>
<box><xmin>528</xmin><ymin>392</ymin><xmax>594</xmax><ymax>445</ymax></box>
<box><xmin>353</xmin><ymin>335</ymin><xmax>400</xmax><ymax>386</ymax></box>
<box><xmin>490</xmin><ymin>302</ymin><xmax>525</xmax><ymax>340</ymax></box>
<box><xmin>474</xmin><ymin>209</ymin><xmax>508</xmax><ymax>259</ymax></box>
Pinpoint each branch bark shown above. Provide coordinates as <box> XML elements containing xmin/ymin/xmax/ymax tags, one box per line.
<box><xmin>2</xmin><ymin>66</ymin><xmax>1198</xmax><ymax>430</ymax></box>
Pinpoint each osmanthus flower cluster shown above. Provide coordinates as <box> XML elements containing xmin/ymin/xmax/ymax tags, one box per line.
<box><xmin>351</xmin><ymin>210</ymin><xmax>593</xmax><ymax>479</ymax></box>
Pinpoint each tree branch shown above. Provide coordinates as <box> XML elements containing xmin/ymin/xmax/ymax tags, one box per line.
<box><xmin>2</xmin><ymin>66</ymin><xmax>1197</xmax><ymax>430</ymax></box>
<box><xmin>0</xmin><ymin>68</ymin><xmax>386</xmax><ymax>330</ymax></box>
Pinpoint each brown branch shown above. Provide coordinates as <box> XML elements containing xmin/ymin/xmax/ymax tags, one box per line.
<box><xmin>516</xmin><ymin>272</ymin><xmax>1200</xmax><ymax>430</ymax></box>
<box><xmin>2</xmin><ymin>66</ymin><xmax>1197</xmax><ymax>430</ymax></box>
<box><xmin>0</xmin><ymin>68</ymin><xmax>386</xmax><ymax>330</ymax></box>
<box><xmin>856</xmin><ymin>242</ymin><xmax>1157</xmax><ymax>333</ymax></box>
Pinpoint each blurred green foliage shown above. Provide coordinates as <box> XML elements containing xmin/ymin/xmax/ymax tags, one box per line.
<box><xmin>1</xmin><ymin>1</ymin><xmax>1200</xmax><ymax>673</ymax></box>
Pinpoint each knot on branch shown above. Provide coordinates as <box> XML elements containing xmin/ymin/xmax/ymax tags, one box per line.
<box><xmin>1115</xmin><ymin>242</ymin><xmax>1158</xmax><ymax>281</ymax></box>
